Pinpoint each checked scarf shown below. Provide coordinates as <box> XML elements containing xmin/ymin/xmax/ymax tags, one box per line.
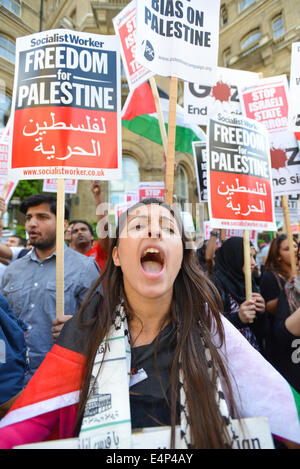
<box><xmin>79</xmin><ymin>303</ymin><xmax>234</xmax><ymax>449</ymax></box>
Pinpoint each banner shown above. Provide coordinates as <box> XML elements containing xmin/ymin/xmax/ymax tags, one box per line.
<box><xmin>0</xmin><ymin>123</ymin><xmax>10</xmax><ymax>177</ymax></box>
<box><xmin>139</xmin><ymin>181</ymin><xmax>165</xmax><ymax>201</ymax></box>
<box><xmin>0</xmin><ymin>120</ymin><xmax>18</xmax><ymax>201</ymax></box>
<box><xmin>125</xmin><ymin>191</ymin><xmax>139</xmax><ymax>203</ymax></box>
<box><xmin>184</xmin><ymin>67</ymin><xmax>259</xmax><ymax>126</ymax></box>
<box><xmin>113</xmin><ymin>0</ymin><xmax>153</xmax><ymax>90</ymax></box>
<box><xmin>204</xmin><ymin>221</ymin><xmax>258</xmax><ymax>249</ymax></box>
<box><xmin>8</xmin><ymin>29</ymin><xmax>121</xmax><ymax>181</ymax></box>
<box><xmin>42</xmin><ymin>178</ymin><xmax>78</xmax><ymax>194</ymax></box>
<box><xmin>135</xmin><ymin>0</ymin><xmax>220</xmax><ymax>84</ymax></box>
<box><xmin>240</xmin><ymin>75</ymin><xmax>300</xmax><ymax>195</ymax></box>
<box><xmin>207</xmin><ymin>113</ymin><xmax>276</xmax><ymax>231</ymax></box>
<box><xmin>192</xmin><ymin>141</ymin><xmax>207</xmax><ymax>202</ymax></box>
<box><xmin>288</xmin><ymin>42</ymin><xmax>300</xmax><ymax>133</ymax></box>
<box><xmin>274</xmin><ymin>195</ymin><xmax>299</xmax><ymax>227</ymax></box>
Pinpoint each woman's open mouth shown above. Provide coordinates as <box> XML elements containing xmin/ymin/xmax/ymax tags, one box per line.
<box><xmin>140</xmin><ymin>247</ymin><xmax>165</xmax><ymax>277</ymax></box>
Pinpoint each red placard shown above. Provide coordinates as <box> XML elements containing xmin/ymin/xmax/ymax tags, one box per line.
<box><xmin>139</xmin><ymin>182</ymin><xmax>165</xmax><ymax>201</ymax></box>
<box><xmin>207</xmin><ymin>113</ymin><xmax>276</xmax><ymax>231</ymax></box>
<box><xmin>8</xmin><ymin>29</ymin><xmax>121</xmax><ymax>181</ymax></box>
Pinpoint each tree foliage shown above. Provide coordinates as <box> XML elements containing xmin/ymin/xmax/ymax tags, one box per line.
<box><xmin>13</xmin><ymin>180</ymin><xmax>44</xmax><ymax>200</ymax></box>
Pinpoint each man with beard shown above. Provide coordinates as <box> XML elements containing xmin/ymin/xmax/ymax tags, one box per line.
<box><xmin>1</xmin><ymin>193</ymin><xmax>100</xmax><ymax>385</ymax></box>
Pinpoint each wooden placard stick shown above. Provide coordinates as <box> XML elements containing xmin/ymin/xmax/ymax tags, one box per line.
<box><xmin>243</xmin><ymin>229</ymin><xmax>252</xmax><ymax>301</ymax></box>
<box><xmin>282</xmin><ymin>195</ymin><xmax>297</xmax><ymax>276</ymax></box>
<box><xmin>56</xmin><ymin>178</ymin><xmax>65</xmax><ymax>318</ymax></box>
<box><xmin>220</xmin><ymin>229</ymin><xmax>226</xmax><ymax>243</ymax></box>
<box><xmin>164</xmin><ymin>76</ymin><xmax>178</xmax><ymax>206</ymax></box>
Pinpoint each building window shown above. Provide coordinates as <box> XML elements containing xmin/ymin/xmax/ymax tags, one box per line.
<box><xmin>220</xmin><ymin>4</ymin><xmax>228</xmax><ymax>26</ymax></box>
<box><xmin>241</xmin><ymin>29</ymin><xmax>261</xmax><ymax>52</ymax></box>
<box><xmin>223</xmin><ymin>48</ymin><xmax>231</xmax><ymax>67</ymax></box>
<box><xmin>109</xmin><ymin>156</ymin><xmax>140</xmax><ymax>205</ymax></box>
<box><xmin>2</xmin><ymin>0</ymin><xmax>21</xmax><ymax>16</ymax></box>
<box><xmin>239</xmin><ymin>0</ymin><xmax>255</xmax><ymax>13</ymax></box>
<box><xmin>0</xmin><ymin>36</ymin><xmax>15</xmax><ymax>63</ymax></box>
<box><xmin>0</xmin><ymin>93</ymin><xmax>11</xmax><ymax>127</ymax></box>
<box><xmin>175</xmin><ymin>164</ymin><xmax>189</xmax><ymax>209</ymax></box>
<box><xmin>272</xmin><ymin>14</ymin><xmax>284</xmax><ymax>39</ymax></box>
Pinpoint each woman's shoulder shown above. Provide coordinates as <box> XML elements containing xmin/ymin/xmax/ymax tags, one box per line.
<box><xmin>261</xmin><ymin>270</ymin><xmax>276</xmax><ymax>281</ymax></box>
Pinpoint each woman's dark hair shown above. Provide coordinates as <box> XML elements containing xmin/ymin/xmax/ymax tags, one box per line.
<box><xmin>264</xmin><ymin>234</ymin><xmax>295</xmax><ymax>279</ymax></box>
<box><xmin>74</xmin><ymin>198</ymin><xmax>236</xmax><ymax>448</ymax></box>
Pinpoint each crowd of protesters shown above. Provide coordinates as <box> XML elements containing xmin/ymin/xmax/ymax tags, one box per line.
<box><xmin>0</xmin><ymin>185</ymin><xmax>299</xmax><ymax>449</ymax></box>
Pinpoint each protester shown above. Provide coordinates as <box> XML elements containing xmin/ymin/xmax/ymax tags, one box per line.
<box><xmin>210</xmin><ymin>237</ymin><xmax>267</xmax><ymax>354</ymax></box>
<box><xmin>84</xmin><ymin>181</ymin><xmax>109</xmax><ymax>272</ymax></box>
<box><xmin>0</xmin><ymin>199</ymin><xmax>29</xmax><ymax>287</ymax></box>
<box><xmin>70</xmin><ymin>220</ymin><xmax>94</xmax><ymax>256</ymax></box>
<box><xmin>65</xmin><ymin>221</ymin><xmax>76</xmax><ymax>249</ymax></box>
<box><xmin>1</xmin><ymin>193</ymin><xmax>100</xmax><ymax>384</ymax></box>
<box><xmin>259</xmin><ymin>235</ymin><xmax>271</xmax><ymax>273</ymax></box>
<box><xmin>0</xmin><ymin>199</ymin><xmax>299</xmax><ymax>449</ymax></box>
<box><xmin>251</xmin><ymin>244</ymin><xmax>261</xmax><ymax>287</ymax></box>
<box><xmin>0</xmin><ymin>294</ymin><xmax>27</xmax><ymax>419</ymax></box>
<box><xmin>265</xmin><ymin>251</ymin><xmax>300</xmax><ymax>394</ymax></box>
<box><xmin>5</xmin><ymin>235</ymin><xmax>26</xmax><ymax>248</ymax></box>
<box><xmin>260</xmin><ymin>234</ymin><xmax>298</xmax><ymax>316</ymax></box>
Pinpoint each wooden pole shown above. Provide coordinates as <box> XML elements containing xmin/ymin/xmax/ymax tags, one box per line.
<box><xmin>164</xmin><ymin>76</ymin><xmax>178</xmax><ymax>206</ymax></box>
<box><xmin>56</xmin><ymin>178</ymin><xmax>65</xmax><ymax>318</ymax></box>
<box><xmin>282</xmin><ymin>195</ymin><xmax>297</xmax><ymax>276</ymax></box>
<box><xmin>243</xmin><ymin>229</ymin><xmax>252</xmax><ymax>301</ymax></box>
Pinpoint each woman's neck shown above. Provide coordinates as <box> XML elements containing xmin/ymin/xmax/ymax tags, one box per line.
<box><xmin>279</xmin><ymin>263</ymin><xmax>292</xmax><ymax>278</ymax></box>
<box><xmin>126</xmin><ymin>295</ymin><xmax>172</xmax><ymax>347</ymax></box>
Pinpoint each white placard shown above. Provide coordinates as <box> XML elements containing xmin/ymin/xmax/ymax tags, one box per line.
<box><xmin>135</xmin><ymin>0</ymin><xmax>220</xmax><ymax>84</ymax></box>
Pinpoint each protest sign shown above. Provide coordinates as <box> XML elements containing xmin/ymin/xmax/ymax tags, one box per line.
<box><xmin>275</xmin><ymin>195</ymin><xmax>299</xmax><ymax>227</ymax></box>
<box><xmin>14</xmin><ymin>417</ymin><xmax>274</xmax><ymax>449</ymax></box>
<box><xmin>135</xmin><ymin>0</ymin><xmax>220</xmax><ymax>85</ymax></box>
<box><xmin>125</xmin><ymin>191</ymin><xmax>139</xmax><ymax>203</ymax></box>
<box><xmin>184</xmin><ymin>67</ymin><xmax>259</xmax><ymax>126</ymax></box>
<box><xmin>8</xmin><ymin>29</ymin><xmax>121</xmax><ymax>181</ymax></box>
<box><xmin>192</xmin><ymin>141</ymin><xmax>207</xmax><ymax>202</ymax></box>
<box><xmin>114</xmin><ymin>201</ymin><xmax>133</xmax><ymax>226</ymax></box>
<box><xmin>113</xmin><ymin>0</ymin><xmax>154</xmax><ymax>90</ymax></box>
<box><xmin>204</xmin><ymin>221</ymin><xmax>258</xmax><ymax>249</ymax></box>
<box><xmin>288</xmin><ymin>42</ymin><xmax>300</xmax><ymax>133</ymax></box>
<box><xmin>0</xmin><ymin>126</ymin><xmax>10</xmax><ymax>177</ymax></box>
<box><xmin>207</xmin><ymin>113</ymin><xmax>276</xmax><ymax>232</ymax></box>
<box><xmin>43</xmin><ymin>178</ymin><xmax>78</xmax><ymax>194</ymax></box>
<box><xmin>139</xmin><ymin>181</ymin><xmax>165</xmax><ymax>201</ymax></box>
<box><xmin>0</xmin><ymin>120</ymin><xmax>18</xmax><ymax>201</ymax></box>
<box><xmin>8</xmin><ymin>29</ymin><xmax>121</xmax><ymax>318</ymax></box>
<box><xmin>0</xmin><ymin>179</ymin><xmax>18</xmax><ymax>203</ymax></box>
<box><xmin>240</xmin><ymin>75</ymin><xmax>300</xmax><ymax>196</ymax></box>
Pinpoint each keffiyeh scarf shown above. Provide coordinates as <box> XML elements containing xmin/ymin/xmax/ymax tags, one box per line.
<box><xmin>79</xmin><ymin>303</ymin><xmax>234</xmax><ymax>449</ymax></box>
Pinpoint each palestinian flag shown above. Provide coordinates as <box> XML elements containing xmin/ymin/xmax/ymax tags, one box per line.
<box><xmin>0</xmin><ymin>305</ymin><xmax>299</xmax><ymax>448</ymax></box>
<box><xmin>122</xmin><ymin>81</ymin><xmax>206</xmax><ymax>155</ymax></box>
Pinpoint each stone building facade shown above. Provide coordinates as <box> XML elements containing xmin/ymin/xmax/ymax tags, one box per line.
<box><xmin>1</xmin><ymin>0</ymin><xmax>299</xmax><ymax>230</ymax></box>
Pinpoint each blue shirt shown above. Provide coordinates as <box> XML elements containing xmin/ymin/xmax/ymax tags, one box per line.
<box><xmin>2</xmin><ymin>245</ymin><xmax>100</xmax><ymax>383</ymax></box>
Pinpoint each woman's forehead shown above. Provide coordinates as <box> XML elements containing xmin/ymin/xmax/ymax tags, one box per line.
<box><xmin>127</xmin><ymin>203</ymin><xmax>175</xmax><ymax>222</ymax></box>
